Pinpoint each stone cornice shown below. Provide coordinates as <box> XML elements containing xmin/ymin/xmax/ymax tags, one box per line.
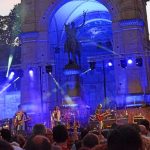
<box><xmin>119</xmin><ymin>19</ymin><xmax>144</xmax><ymax>27</ymax></box>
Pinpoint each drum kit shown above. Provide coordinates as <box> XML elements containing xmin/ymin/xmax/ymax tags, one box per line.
<box><xmin>61</xmin><ymin>110</ymin><xmax>80</xmax><ymax>131</ymax></box>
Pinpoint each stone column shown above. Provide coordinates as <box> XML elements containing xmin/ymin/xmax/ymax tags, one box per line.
<box><xmin>20</xmin><ymin>32</ymin><xmax>42</xmax><ymax>123</ymax></box>
<box><xmin>20</xmin><ymin>30</ymin><xmax>54</xmax><ymax>125</ymax></box>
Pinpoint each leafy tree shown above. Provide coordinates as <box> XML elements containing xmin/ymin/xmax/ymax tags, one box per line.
<box><xmin>9</xmin><ymin>4</ymin><xmax>22</xmax><ymax>45</ymax></box>
<box><xmin>0</xmin><ymin>4</ymin><xmax>22</xmax><ymax>65</ymax></box>
<box><xmin>0</xmin><ymin>16</ymin><xmax>11</xmax><ymax>45</ymax></box>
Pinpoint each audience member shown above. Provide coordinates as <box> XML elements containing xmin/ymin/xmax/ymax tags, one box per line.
<box><xmin>1</xmin><ymin>128</ymin><xmax>12</xmax><ymax>142</ymax></box>
<box><xmin>24</xmin><ymin>135</ymin><xmax>51</xmax><ymax>150</ymax></box>
<box><xmin>82</xmin><ymin>133</ymin><xmax>99</xmax><ymax>149</ymax></box>
<box><xmin>107</xmin><ymin>125</ymin><xmax>142</xmax><ymax>150</ymax></box>
<box><xmin>0</xmin><ymin>129</ymin><xmax>23</xmax><ymax>150</ymax></box>
<box><xmin>45</xmin><ymin>128</ymin><xmax>53</xmax><ymax>143</ymax></box>
<box><xmin>139</xmin><ymin>125</ymin><xmax>148</xmax><ymax>136</ymax></box>
<box><xmin>52</xmin><ymin>125</ymin><xmax>69</xmax><ymax>150</ymax></box>
<box><xmin>32</xmin><ymin>124</ymin><xmax>46</xmax><ymax>136</ymax></box>
<box><xmin>0</xmin><ymin>139</ymin><xmax>14</xmax><ymax>150</ymax></box>
<box><xmin>15</xmin><ymin>134</ymin><xmax>26</xmax><ymax>148</ymax></box>
<box><xmin>138</xmin><ymin>119</ymin><xmax>150</xmax><ymax>137</ymax></box>
<box><xmin>131</xmin><ymin>123</ymin><xmax>150</xmax><ymax>150</ymax></box>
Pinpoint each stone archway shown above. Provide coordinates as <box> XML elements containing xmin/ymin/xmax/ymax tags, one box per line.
<box><xmin>20</xmin><ymin>0</ymin><xmax>150</xmax><ymax>125</ymax></box>
<box><xmin>47</xmin><ymin>0</ymin><xmax>115</xmax><ymax>112</ymax></box>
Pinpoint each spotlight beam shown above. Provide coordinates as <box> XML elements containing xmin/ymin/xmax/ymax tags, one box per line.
<box><xmin>48</xmin><ymin>73</ymin><xmax>74</xmax><ymax>106</ymax></box>
<box><xmin>80</xmin><ymin>68</ymin><xmax>91</xmax><ymax>76</ymax></box>
<box><xmin>48</xmin><ymin>72</ymin><xmax>65</xmax><ymax>95</ymax></box>
<box><xmin>6</xmin><ymin>37</ymin><xmax>20</xmax><ymax>78</ymax></box>
<box><xmin>6</xmin><ymin>54</ymin><xmax>13</xmax><ymax>77</ymax></box>
<box><xmin>0</xmin><ymin>84</ymin><xmax>12</xmax><ymax>94</ymax></box>
<box><xmin>96</xmin><ymin>44</ymin><xmax>120</xmax><ymax>56</ymax></box>
<box><xmin>0</xmin><ymin>77</ymin><xmax>20</xmax><ymax>94</ymax></box>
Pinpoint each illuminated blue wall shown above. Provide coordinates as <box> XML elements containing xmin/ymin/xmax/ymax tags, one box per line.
<box><xmin>0</xmin><ymin>91</ymin><xmax>20</xmax><ymax>119</ymax></box>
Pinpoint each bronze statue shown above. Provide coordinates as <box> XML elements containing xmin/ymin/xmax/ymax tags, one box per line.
<box><xmin>64</xmin><ymin>11</ymin><xmax>86</xmax><ymax>65</ymax></box>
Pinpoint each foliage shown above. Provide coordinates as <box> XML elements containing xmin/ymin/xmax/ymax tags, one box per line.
<box><xmin>9</xmin><ymin>4</ymin><xmax>22</xmax><ymax>44</ymax></box>
<box><xmin>0</xmin><ymin>16</ymin><xmax>11</xmax><ymax>45</ymax></box>
<box><xmin>0</xmin><ymin>4</ymin><xmax>22</xmax><ymax>46</ymax></box>
<box><xmin>0</xmin><ymin>4</ymin><xmax>22</xmax><ymax>65</ymax></box>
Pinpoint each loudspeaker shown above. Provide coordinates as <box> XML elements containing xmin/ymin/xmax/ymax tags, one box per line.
<box><xmin>136</xmin><ymin>57</ymin><xmax>143</xmax><ymax>67</ymax></box>
<box><xmin>46</xmin><ymin>65</ymin><xmax>52</xmax><ymax>73</ymax></box>
<box><xmin>120</xmin><ymin>59</ymin><xmax>127</xmax><ymax>68</ymax></box>
<box><xmin>89</xmin><ymin>62</ymin><xmax>96</xmax><ymax>70</ymax></box>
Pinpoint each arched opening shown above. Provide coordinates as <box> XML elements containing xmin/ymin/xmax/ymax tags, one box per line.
<box><xmin>48</xmin><ymin>0</ymin><xmax>115</xmax><ymax>122</ymax></box>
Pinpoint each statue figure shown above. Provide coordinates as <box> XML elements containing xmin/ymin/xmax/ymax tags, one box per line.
<box><xmin>64</xmin><ymin>11</ymin><xmax>86</xmax><ymax>65</ymax></box>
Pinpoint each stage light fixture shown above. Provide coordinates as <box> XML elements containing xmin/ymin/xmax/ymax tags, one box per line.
<box><xmin>46</xmin><ymin>65</ymin><xmax>52</xmax><ymax>73</ymax></box>
<box><xmin>89</xmin><ymin>62</ymin><xmax>96</xmax><ymax>70</ymax></box>
<box><xmin>127</xmin><ymin>58</ymin><xmax>133</xmax><ymax>65</ymax></box>
<box><xmin>120</xmin><ymin>59</ymin><xmax>127</xmax><ymax>68</ymax></box>
<box><xmin>136</xmin><ymin>57</ymin><xmax>143</xmax><ymax>67</ymax></box>
<box><xmin>8</xmin><ymin>71</ymin><xmax>15</xmax><ymax>80</ymax></box>
<box><xmin>29</xmin><ymin>69</ymin><xmax>34</xmax><ymax>77</ymax></box>
<box><xmin>108</xmin><ymin>61</ymin><xmax>113</xmax><ymax>67</ymax></box>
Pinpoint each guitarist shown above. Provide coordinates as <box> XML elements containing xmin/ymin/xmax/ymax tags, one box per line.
<box><xmin>14</xmin><ymin>105</ymin><xmax>29</xmax><ymax>134</ymax></box>
<box><xmin>51</xmin><ymin>106</ymin><xmax>61</xmax><ymax>128</ymax></box>
<box><xmin>95</xmin><ymin>104</ymin><xmax>110</xmax><ymax>129</ymax></box>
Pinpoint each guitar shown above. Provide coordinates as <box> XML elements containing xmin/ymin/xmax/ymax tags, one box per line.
<box><xmin>96</xmin><ymin>111</ymin><xmax>111</xmax><ymax>122</ymax></box>
<box><xmin>14</xmin><ymin>118</ymin><xmax>31</xmax><ymax>127</ymax></box>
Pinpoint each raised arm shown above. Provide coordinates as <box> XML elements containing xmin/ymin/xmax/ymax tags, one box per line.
<box><xmin>78</xmin><ymin>11</ymin><xmax>87</xmax><ymax>29</ymax></box>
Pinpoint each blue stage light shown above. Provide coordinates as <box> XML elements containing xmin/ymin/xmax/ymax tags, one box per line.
<box><xmin>8</xmin><ymin>71</ymin><xmax>15</xmax><ymax>80</ymax></box>
<box><xmin>108</xmin><ymin>61</ymin><xmax>113</xmax><ymax>67</ymax></box>
<box><xmin>29</xmin><ymin>69</ymin><xmax>34</xmax><ymax>78</ymax></box>
<box><xmin>127</xmin><ymin>59</ymin><xmax>133</xmax><ymax>64</ymax></box>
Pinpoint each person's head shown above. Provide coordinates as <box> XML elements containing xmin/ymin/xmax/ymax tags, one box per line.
<box><xmin>32</xmin><ymin>124</ymin><xmax>46</xmax><ymax>136</ymax></box>
<box><xmin>139</xmin><ymin>125</ymin><xmax>147</xmax><ymax>136</ymax></box>
<box><xmin>0</xmin><ymin>139</ymin><xmax>13</xmax><ymax>150</ymax></box>
<box><xmin>24</xmin><ymin>135</ymin><xmax>51</xmax><ymax>150</ymax></box>
<box><xmin>80</xmin><ymin>128</ymin><xmax>89</xmax><ymax>140</ymax></box>
<box><xmin>82</xmin><ymin>133</ymin><xmax>99</xmax><ymax>149</ymax></box>
<box><xmin>0</xmin><ymin>129</ymin><xmax>11</xmax><ymax>142</ymax></box>
<box><xmin>97</xmin><ymin>104</ymin><xmax>102</xmax><ymax>109</ymax></box>
<box><xmin>52</xmin><ymin>125</ymin><xmax>68</xmax><ymax>143</ymax></box>
<box><xmin>55</xmin><ymin>106</ymin><xmax>59</xmax><ymax>111</ymax></box>
<box><xmin>107</xmin><ymin>125</ymin><xmax>142</xmax><ymax>150</ymax></box>
<box><xmin>130</xmin><ymin>123</ymin><xmax>140</xmax><ymax>133</ymax></box>
<box><xmin>138</xmin><ymin>119</ymin><xmax>150</xmax><ymax>131</ymax></box>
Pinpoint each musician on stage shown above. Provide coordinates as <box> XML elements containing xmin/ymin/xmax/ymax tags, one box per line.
<box><xmin>51</xmin><ymin>106</ymin><xmax>61</xmax><ymax>128</ymax></box>
<box><xmin>14</xmin><ymin>105</ymin><xmax>29</xmax><ymax>134</ymax></box>
<box><xmin>95</xmin><ymin>104</ymin><xmax>110</xmax><ymax>129</ymax></box>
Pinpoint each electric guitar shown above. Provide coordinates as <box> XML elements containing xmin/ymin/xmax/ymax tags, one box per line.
<box><xmin>14</xmin><ymin>118</ymin><xmax>31</xmax><ymax>127</ymax></box>
<box><xmin>96</xmin><ymin>111</ymin><xmax>111</xmax><ymax>122</ymax></box>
